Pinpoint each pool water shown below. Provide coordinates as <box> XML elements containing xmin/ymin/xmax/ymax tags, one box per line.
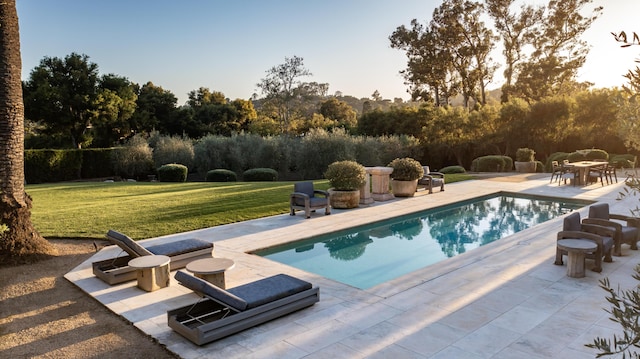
<box><xmin>255</xmin><ymin>192</ymin><xmax>590</xmax><ymax>289</ymax></box>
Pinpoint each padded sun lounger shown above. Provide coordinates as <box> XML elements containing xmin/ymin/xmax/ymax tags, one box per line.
<box><xmin>167</xmin><ymin>271</ymin><xmax>320</xmax><ymax>345</ymax></box>
<box><xmin>92</xmin><ymin>230</ymin><xmax>214</xmax><ymax>285</ymax></box>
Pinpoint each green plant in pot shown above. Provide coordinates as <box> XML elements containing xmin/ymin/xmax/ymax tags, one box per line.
<box><xmin>324</xmin><ymin>160</ymin><xmax>366</xmax><ymax>208</ymax></box>
<box><xmin>388</xmin><ymin>157</ymin><xmax>424</xmax><ymax>197</ymax></box>
<box><xmin>514</xmin><ymin>147</ymin><xmax>536</xmax><ymax>173</ymax></box>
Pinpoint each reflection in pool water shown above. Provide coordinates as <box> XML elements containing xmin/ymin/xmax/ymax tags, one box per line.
<box><xmin>255</xmin><ymin>192</ymin><xmax>589</xmax><ymax>289</ymax></box>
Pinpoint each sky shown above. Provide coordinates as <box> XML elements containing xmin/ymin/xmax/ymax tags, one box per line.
<box><xmin>15</xmin><ymin>0</ymin><xmax>640</xmax><ymax>106</ymax></box>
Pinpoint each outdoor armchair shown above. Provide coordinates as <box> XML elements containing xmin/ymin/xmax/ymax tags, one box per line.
<box><xmin>289</xmin><ymin>181</ymin><xmax>331</xmax><ymax>219</ymax></box>
<box><xmin>555</xmin><ymin>212</ymin><xmax>614</xmax><ymax>273</ymax></box>
<box><xmin>582</xmin><ymin>203</ymin><xmax>640</xmax><ymax>256</ymax></box>
<box><xmin>417</xmin><ymin>166</ymin><xmax>445</xmax><ymax>194</ymax></box>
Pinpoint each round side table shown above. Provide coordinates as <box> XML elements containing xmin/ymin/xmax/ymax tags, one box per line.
<box><xmin>557</xmin><ymin>239</ymin><xmax>597</xmax><ymax>278</ymax></box>
<box><xmin>128</xmin><ymin>255</ymin><xmax>171</xmax><ymax>292</ymax></box>
<box><xmin>186</xmin><ymin>258</ymin><xmax>235</xmax><ymax>289</ymax></box>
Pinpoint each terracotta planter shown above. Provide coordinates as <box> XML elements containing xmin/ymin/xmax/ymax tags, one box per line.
<box><xmin>391</xmin><ymin>179</ymin><xmax>418</xmax><ymax>197</ymax></box>
<box><xmin>514</xmin><ymin>161</ymin><xmax>536</xmax><ymax>173</ymax></box>
<box><xmin>328</xmin><ymin>189</ymin><xmax>360</xmax><ymax>209</ymax></box>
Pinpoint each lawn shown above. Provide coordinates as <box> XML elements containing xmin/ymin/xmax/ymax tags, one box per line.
<box><xmin>27</xmin><ymin>174</ymin><xmax>472</xmax><ymax>240</ymax></box>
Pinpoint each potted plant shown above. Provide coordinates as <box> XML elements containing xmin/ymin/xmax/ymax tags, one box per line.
<box><xmin>388</xmin><ymin>157</ymin><xmax>424</xmax><ymax>197</ymax></box>
<box><xmin>324</xmin><ymin>160</ymin><xmax>367</xmax><ymax>208</ymax></box>
<box><xmin>514</xmin><ymin>148</ymin><xmax>536</xmax><ymax>173</ymax></box>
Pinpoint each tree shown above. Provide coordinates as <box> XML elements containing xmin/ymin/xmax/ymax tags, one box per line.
<box><xmin>256</xmin><ymin>56</ymin><xmax>313</xmax><ymax>133</ymax></box>
<box><xmin>91</xmin><ymin>74</ymin><xmax>138</xmax><ymax>147</ymax></box>
<box><xmin>611</xmin><ymin>31</ymin><xmax>640</xmax><ymax>152</ymax></box>
<box><xmin>0</xmin><ymin>0</ymin><xmax>56</xmax><ymax>263</ymax></box>
<box><xmin>430</xmin><ymin>0</ymin><xmax>497</xmax><ymax>108</ymax></box>
<box><xmin>319</xmin><ymin>97</ymin><xmax>357</xmax><ymax>130</ymax></box>
<box><xmin>390</xmin><ymin>19</ymin><xmax>459</xmax><ymax>105</ymax></box>
<box><xmin>512</xmin><ymin>0</ymin><xmax>602</xmax><ymax>102</ymax></box>
<box><xmin>486</xmin><ymin>0</ymin><xmax>543</xmax><ymax>102</ymax></box>
<box><xmin>23</xmin><ymin>53</ymin><xmax>101</xmax><ymax>148</ymax></box>
<box><xmin>130</xmin><ymin>81</ymin><xmax>178</xmax><ymax>136</ymax></box>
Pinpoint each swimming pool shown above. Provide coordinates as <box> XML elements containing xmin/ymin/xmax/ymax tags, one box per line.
<box><xmin>255</xmin><ymin>192</ymin><xmax>590</xmax><ymax>289</ymax></box>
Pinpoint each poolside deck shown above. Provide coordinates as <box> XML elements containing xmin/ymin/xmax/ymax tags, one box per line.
<box><xmin>65</xmin><ymin>172</ymin><xmax>640</xmax><ymax>358</ymax></box>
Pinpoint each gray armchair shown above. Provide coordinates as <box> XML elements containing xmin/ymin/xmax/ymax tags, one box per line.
<box><xmin>554</xmin><ymin>212</ymin><xmax>614</xmax><ymax>273</ymax></box>
<box><xmin>290</xmin><ymin>182</ymin><xmax>331</xmax><ymax>219</ymax></box>
<box><xmin>582</xmin><ymin>203</ymin><xmax>640</xmax><ymax>256</ymax></box>
<box><xmin>417</xmin><ymin>166</ymin><xmax>445</xmax><ymax>194</ymax></box>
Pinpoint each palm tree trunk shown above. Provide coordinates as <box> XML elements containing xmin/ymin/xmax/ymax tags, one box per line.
<box><xmin>0</xmin><ymin>0</ymin><xmax>55</xmax><ymax>264</ymax></box>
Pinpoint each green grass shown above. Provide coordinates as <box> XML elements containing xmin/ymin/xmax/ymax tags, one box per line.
<box><xmin>27</xmin><ymin>174</ymin><xmax>472</xmax><ymax>240</ymax></box>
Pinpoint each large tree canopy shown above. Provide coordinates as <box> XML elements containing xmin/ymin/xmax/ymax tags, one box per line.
<box><xmin>256</xmin><ymin>56</ymin><xmax>329</xmax><ymax>134</ymax></box>
<box><xmin>23</xmin><ymin>53</ymin><xmax>101</xmax><ymax>148</ymax></box>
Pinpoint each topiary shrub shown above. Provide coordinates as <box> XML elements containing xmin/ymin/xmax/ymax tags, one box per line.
<box><xmin>157</xmin><ymin>163</ymin><xmax>188</xmax><ymax>182</ymax></box>
<box><xmin>439</xmin><ymin>165</ymin><xmax>466</xmax><ymax>174</ymax></box>
<box><xmin>243</xmin><ymin>168</ymin><xmax>278</xmax><ymax>181</ymax></box>
<box><xmin>515</xmin><ymin>148</ymin><xmax>535</xmax><ymax>162</ymax></box>
<box><xmin>470</xmin><ymin>155</ymin><xmax>511</xmax><ymax>172</ymax></box>
<box><xmin>206</xmin><ymin>169</ymin><xmax>237</xmax><ymax>182</ymax></box>
<box><xmin>388</xmin><ymin>157</ymin><xmax>424</xmax><ymax>181</ymax></box>
<box><xmin>324</xmin><ymin>160</ymin><xmax>367</xmax><ymax>191</ymax></box>
<box><xmin>535</xmin><ymin>161</ymin><xmax>544</xmax><ymax>173</ymax></box>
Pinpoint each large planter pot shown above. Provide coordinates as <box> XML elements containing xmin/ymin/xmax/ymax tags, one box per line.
<box><xmin>514</xmin><ymin>161</ymin><xmax>536</xmax><ymax>173</ymax></box>
<box><xmin>328</xmin><ymin>189</ymin><xmax>360</xmax><ymax>209</ymax></box>
<box><xmin>391</xmin><ymin>179</ymin><xmax>418</xmax><ymax>197</ymax></box>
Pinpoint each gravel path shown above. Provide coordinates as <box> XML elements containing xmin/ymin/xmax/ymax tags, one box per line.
<box><xmin>0</xmin><ymin>239</ymin><xmax>179</xmax><ymax>358</ymax></box>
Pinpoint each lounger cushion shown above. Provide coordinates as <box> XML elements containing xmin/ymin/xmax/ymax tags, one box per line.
<box><xmin>175</xmin><ymin>271</ymin><xmax>313</xmax><ymax>312</ymax></box>
<box><xmin>228</xmin><ymin>274</ymin><xmax>313</xmax><ymax>309</ymax></box>
<box><xmin>106</xmin><ymin>230</ymin><xmax>152</xmax><ymax>257</ymax></box>
<box><xmin>146</xmin><ymin>238</ymin><xmax>212</xmax><ymax>257</ymax></box>
<box><xmin>175</xmin><ymin>271</ymin><xmax>248</xmax><ymax>311</ymax></box>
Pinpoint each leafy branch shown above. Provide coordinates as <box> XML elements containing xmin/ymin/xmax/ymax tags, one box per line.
<box><xmin>586</xmin><ymin>265</ymin><xmax>640</xmax><ymax>358</ymax></box>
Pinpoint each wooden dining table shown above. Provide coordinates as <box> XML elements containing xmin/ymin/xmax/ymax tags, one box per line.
<box><xmin>566</xmin><ymin>161</ymin><xmax>606</xmax><ymax>185</ymax></box>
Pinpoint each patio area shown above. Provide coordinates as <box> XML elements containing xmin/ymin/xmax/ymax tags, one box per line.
<box><xmin>65</xmin><ymin>172</ymin><xmax>640</xmax><ymax>358</ymax></box>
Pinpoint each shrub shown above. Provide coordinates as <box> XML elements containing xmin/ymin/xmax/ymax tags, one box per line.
<box><xmin>157</xmin><ymin>163</ymin><xmax>188</xmax><ymax>182</ymax></box>
<box><xmin>205</xmin><ymin>169</ymin><xmax>237</xmax><ymax>182</ymax></box>
<box><xmin>24</xmin><ymin>149</ymin><xmax>83</xmax><ymax>183</ymax></box>
<box><xmin>567</xmin><ymin>149</ymin><xmax>609</xmax><ymax>162</ymax></box>
<box><xmin>610</xmin><ymin>154</ymin><xmax>637</xmax><ymax>168</ymax></box>
<box><xmin>324</xmin><ymin>160</ymin><xmax>367</xmax><ymax>191</ymax></box>
<box><xmin>111</xmin><ymin>135</ymin><xmax>154</xmax><ymax>179</ymax></box>
<box><xmin>535</xmin><ymin>161</ymin><xmax>544</xmax><ymax>173</ymax></box>
<box><xmin>471</xmin><ymin>155</ymin><xmax>511</xmax><ymax>172</ymax></box>
<box><xmin>152</xmin><ymin>135</ymin><xmax>194</xmax><ymax>170</ymax></box>
<box><xmin>81</xmin><ymin>148</ymin><xmax>116</xmax><ymax>179</ymax></box>
<box><xmin>243</xmin><ymin>168</ymin><xmax>278</xmax><ymax>181</ymax></box>
<box><xmin>515</xmin><ymin>148</ymin><xmax>535</xmax><ymax>162</ymax></box>
<box><xmin>388</xmin><ymin>157</ymin><xmax>424</xmax><ymax>181</ymax></box>
<box><xmin>439</xmin><ymin>165</ymin><xmax>466</xmax><ymax>174</ymax></box>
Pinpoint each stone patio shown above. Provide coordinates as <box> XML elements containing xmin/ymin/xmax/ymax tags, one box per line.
<box><xmin>65</xmin><ymin>172</ymin><xmax>640</xmax><ymax>358</ymax></box>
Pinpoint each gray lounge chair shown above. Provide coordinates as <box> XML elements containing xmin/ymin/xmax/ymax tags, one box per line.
<box><xmin>290</xmin><ymin>181</ymin><xmax>331</xmax><ymax>218</ymax></box>
<box><xmin>92</xmin><ymin>230</ymin><xmax>213</xmax><ymax>285</ymax></box>
<box><xmin>554</xmin><ymin>212</ymin><xmax>614</xmax><ymax>272</ymax></box>
<box><xmin>167</xmin><ymin>271</ymin><xmax>319</xmax><ymax>345</ymax></box>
